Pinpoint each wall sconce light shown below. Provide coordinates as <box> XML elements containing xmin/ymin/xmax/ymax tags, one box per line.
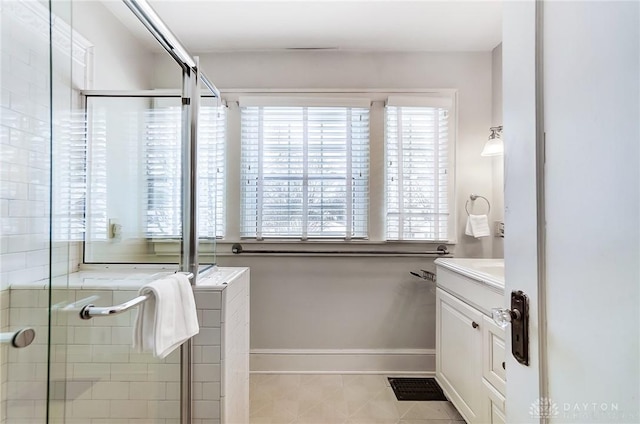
<box><xmin>481</xmin><ymin>126</ymin><xmax>504</xmax><ymax>157</ymax></box>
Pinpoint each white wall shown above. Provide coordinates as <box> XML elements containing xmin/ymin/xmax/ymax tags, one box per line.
<box><xmin>72</xmin><ymin>1</ymin><xmax>154</xmax><ymax>90</ymax></box>
<box><xmin>544</xmin><ymin>1</ymin><xmax>639</xmax><ymax>421</ymax></box>
<box><xmin>154</xmin><ymin>51</ymin><xmax>496</xmax><ymax>372</ymax></box>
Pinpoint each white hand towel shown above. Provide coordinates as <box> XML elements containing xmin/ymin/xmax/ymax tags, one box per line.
<box><xmin>469</xmin><ymin>214</ymin><xmax>491</xmax><ymax>238</ymax></box>
<box><xmin>465</xmin><ymin>217</ymin><xmax>474</xmax><ymax>236</ymax></box>
<box><xmin>133</xmin><ymin>274</ymin><xmax>199</xmax><ymax>359</ymax></box>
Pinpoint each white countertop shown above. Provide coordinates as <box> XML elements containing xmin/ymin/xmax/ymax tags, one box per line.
<box><xmin>434</xmin><ymin>258</ymin><xmax>505</xmax><ymax>292</ymax></box>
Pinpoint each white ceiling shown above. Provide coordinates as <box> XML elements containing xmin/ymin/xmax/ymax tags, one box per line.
<box><xmin>103</xmin><ymin>0</ymin><xmax>502</xmax><ymax>53</ymax></box>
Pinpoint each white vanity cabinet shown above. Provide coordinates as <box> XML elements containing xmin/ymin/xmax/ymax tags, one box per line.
<box><xmin>436</xmin><ymin>288</ymin><xmax>484</xmax><ymax>422</ymax></box>
<box><xmin>435</xmin><ymin>259</ymin><xmax>506</xmax><ymax>424</ymax></box>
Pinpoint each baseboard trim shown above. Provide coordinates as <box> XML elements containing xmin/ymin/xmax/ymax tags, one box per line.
<box><xmin>250</xmin><ymin>349</ymin><xmax>436</xmax><ymax>374</ymax></box>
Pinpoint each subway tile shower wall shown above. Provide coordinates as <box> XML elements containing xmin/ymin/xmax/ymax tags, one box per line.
<box><xmin>1</xmin><ymin>2</ymin><xmax>83</xmax><ymax>291</ymax></box>
<box><xmin>1</xmin><ymin>2</ymin><xmax>52</xmax><ymax>292</ymax></box>
<box><xmin>7</xmin><ymin>287</ymin><xmax>229</xmax><ymax>424</ymax></box>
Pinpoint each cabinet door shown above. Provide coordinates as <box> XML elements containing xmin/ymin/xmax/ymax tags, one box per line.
<box><xmin>436</xmin><ymin>288</ymin><xmax>484</xmax><ymax>423</ymax></box>
<box><xmin>482</xmin><ymin>378</ymin><xmax>506</xmax><ymax>424</ymax></box>
<box><xmin>482</xmin><ymin>315</ymin><xmax>506</xmax><ymax>395</ymax></box>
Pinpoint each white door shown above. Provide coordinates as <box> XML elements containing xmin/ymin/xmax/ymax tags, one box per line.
<box><xmin>503</xmin><ymin>1</ymin><xmax>543</xmax><ymax>422</ymax></box>
<box><xmin>504</xmin><ymin>1</ymin><xmax>640</xmax><ymax>423</ymax></box>
<box><xmin>542</xmin><ymin>1</ymin><xmax>639</xmax><ymax>422</ymax></box>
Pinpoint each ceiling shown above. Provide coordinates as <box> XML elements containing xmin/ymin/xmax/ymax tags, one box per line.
<box><xmin>103</xmin><ymin>1</ymin><xmax>502</xmax><ymax>53</ymax></box>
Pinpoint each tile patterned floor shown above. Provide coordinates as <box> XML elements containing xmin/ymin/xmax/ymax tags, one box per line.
<box><xmin>250</xmin><ymin>374</ymin><xmax>466</xmax><ymax>424</ymax></box>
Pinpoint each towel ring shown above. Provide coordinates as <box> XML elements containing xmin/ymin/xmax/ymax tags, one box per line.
<box><xmin>465</xmin><ymin>194</ymin><xmax>491</xmax><ymax>216</ymax></box>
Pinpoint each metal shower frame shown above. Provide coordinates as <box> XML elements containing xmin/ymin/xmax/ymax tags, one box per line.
<box><xmin>121</xmin><ymin>1</ymin><xmax>221</xmax><ymax>422</ymax></box>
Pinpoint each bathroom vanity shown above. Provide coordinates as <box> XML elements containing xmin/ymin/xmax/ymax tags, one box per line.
<box><xmin>434</xmin><ymin>258</ymin><xmax>506</xmax><ymax>424</ymax></box>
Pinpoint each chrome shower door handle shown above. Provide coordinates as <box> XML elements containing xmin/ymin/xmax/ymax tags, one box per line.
<box><xmin>0</xmin><ymin>328</ymin><xmax>36</xmax><ymax>348</ymax></box>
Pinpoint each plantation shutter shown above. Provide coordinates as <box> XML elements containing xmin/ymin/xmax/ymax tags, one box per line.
<box><xmin>385</xmin><ymin>97</ymin><xmax>452</xmax><ymax>241</ymax></box>
<box><xmin>240</xmin><ymin>98</ymin><xmax>369</xmax><ymax>239</ymax></box>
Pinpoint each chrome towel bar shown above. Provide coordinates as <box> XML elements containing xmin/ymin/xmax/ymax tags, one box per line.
<box><xmin>79</xmin><ymin>272</ymin><xmax>193</xmax><ymax>320</ymax></box>
<box><xmin>465</xmin><ymin>194</ymin><xmax>491</xmax><ymax>216</ymax></box>
<box><xmin>231</xmin><ymin>243</ymin><xmax>449</xmax><ymax>256</ymax></box>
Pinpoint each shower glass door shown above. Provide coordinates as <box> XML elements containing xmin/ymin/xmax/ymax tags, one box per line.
<box><xmin>1</xmin><ymin>0</ymin><xmax>76</xmax><ymax>421</ymax></box>
<box><xmin>46</xmin><ymin>103</ymin><xmax>190</xmax><ymax>422</ymax></box>
<box><xmin>82</xmin><ymin>95</ymin><xmax>224</xmax><ymax>266</ymax></box>
<box><xmin>46</xmin><ymin>62</ymin><xmax>224</xmax><ymax>424</ymax></box>
<box><xmin>2</xmin><ymin>1</ymin><xmax>223</xmax><ymax>422</ymax></box>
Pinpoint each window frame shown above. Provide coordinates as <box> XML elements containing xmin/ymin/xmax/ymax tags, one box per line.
<box><xmin>383</xmin><ymin>97</ymin><xmax>457</xmax><ymax>243</ymax></box>
<box><xmin>238</xmin><ymin>97</ymin><xmax>371</xmax><ymax>240</ymax></box>
<box><xmin>221</xmin><ymin>90</ymin><xmax>457</xmax><ymax>246</ymax></box>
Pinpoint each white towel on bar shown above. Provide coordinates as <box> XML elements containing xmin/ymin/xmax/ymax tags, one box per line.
<box><xmin>468</xmin><ymin>214</ymin><xmax>491</xmax><ymax>238</ymax></box>
<box><xmin>465</xmin><ymin>216</ymin><xmax>474</xmax><ymax>236</ymax></box>
<box><xmin>133</xmin><ymin>274</ymin><xmax>199</xmax><ymax>359</ymax></box>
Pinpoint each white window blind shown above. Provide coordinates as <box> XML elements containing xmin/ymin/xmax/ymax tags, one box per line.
<box><xmin>145</xmin><ymin>105</ymin><xmax>226</xmax><ymax>238</ymax></box>
<box><xmin>198</xmin><ymin>106</ymin><xmax>226</xmax><ymax>238</ymax></box>
<box><xmin>52</xmin><ymin>110</ymin><xmax>88</xmax><ymax>241</ymax></box>
<box><xmin>85</xmin><ymin>108</ymin><xmax>107</xmax><ymax>241</ymax></box>
<box><xmin>240</xmin><ymin>105</ymin><xmax>369</xmax><ymax>239</ymax></box>
<box><xmin>385</xmin><ymin>104</ymin><xmax>450</xmax><ymax>241</ymax></box>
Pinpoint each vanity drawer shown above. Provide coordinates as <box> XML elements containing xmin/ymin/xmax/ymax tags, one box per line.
<box><xmin>482</xmin><ymin>315</ymin><xmax>506</xmax><ymax>395</ymax></box>
<box><xmin>436</xmin><ymin>266</ymin><xmax>504</xmax><ymax>316</ymax></box>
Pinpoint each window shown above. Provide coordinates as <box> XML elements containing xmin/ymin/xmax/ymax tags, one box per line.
<box><xmin>145</xmin><ymin>103</ymin><xmax>226</xmax><ymax>238</ymax></box>
<box><xmin>385</xmin><ymin>97</ymin><xmax>452</xmax><ymax>241</ymax></box>
<box><xmin>240</xmin><ymin>98</ymin><xmax>369</xmax><ymax>239</ymax></box>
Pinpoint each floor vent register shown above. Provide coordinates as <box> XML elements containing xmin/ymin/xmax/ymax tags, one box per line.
<box><xmin>388</xmin><ymin>377</ymin><xmax>448</xmax><ymax>401</ymax></box>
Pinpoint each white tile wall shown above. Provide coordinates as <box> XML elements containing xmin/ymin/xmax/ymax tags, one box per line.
<box><xmin>220</xmin><ymin>269</ymin><xmax>250</xmax><ymax>424</ymax></box>
<box><xmin>192</xmin><ymin>284</ymin><xmax>223</xmax><ymax>424</ymax></box>
<box><xmin>4</xmin><ymin>267</ymin><xmax>249</xmax><ymax>423</ymax></box>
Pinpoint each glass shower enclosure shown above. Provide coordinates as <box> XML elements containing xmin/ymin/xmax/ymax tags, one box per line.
<box><xmin>0</xmin><ymin>0</ymin><xmax>222</xmax><ymax>422</ymax></box>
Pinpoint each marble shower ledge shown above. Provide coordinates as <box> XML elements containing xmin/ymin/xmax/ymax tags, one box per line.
<box><xmin>9</xmin><ymin>266</ymin><xmax>245</xmax><ymax>291</ymax></box>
